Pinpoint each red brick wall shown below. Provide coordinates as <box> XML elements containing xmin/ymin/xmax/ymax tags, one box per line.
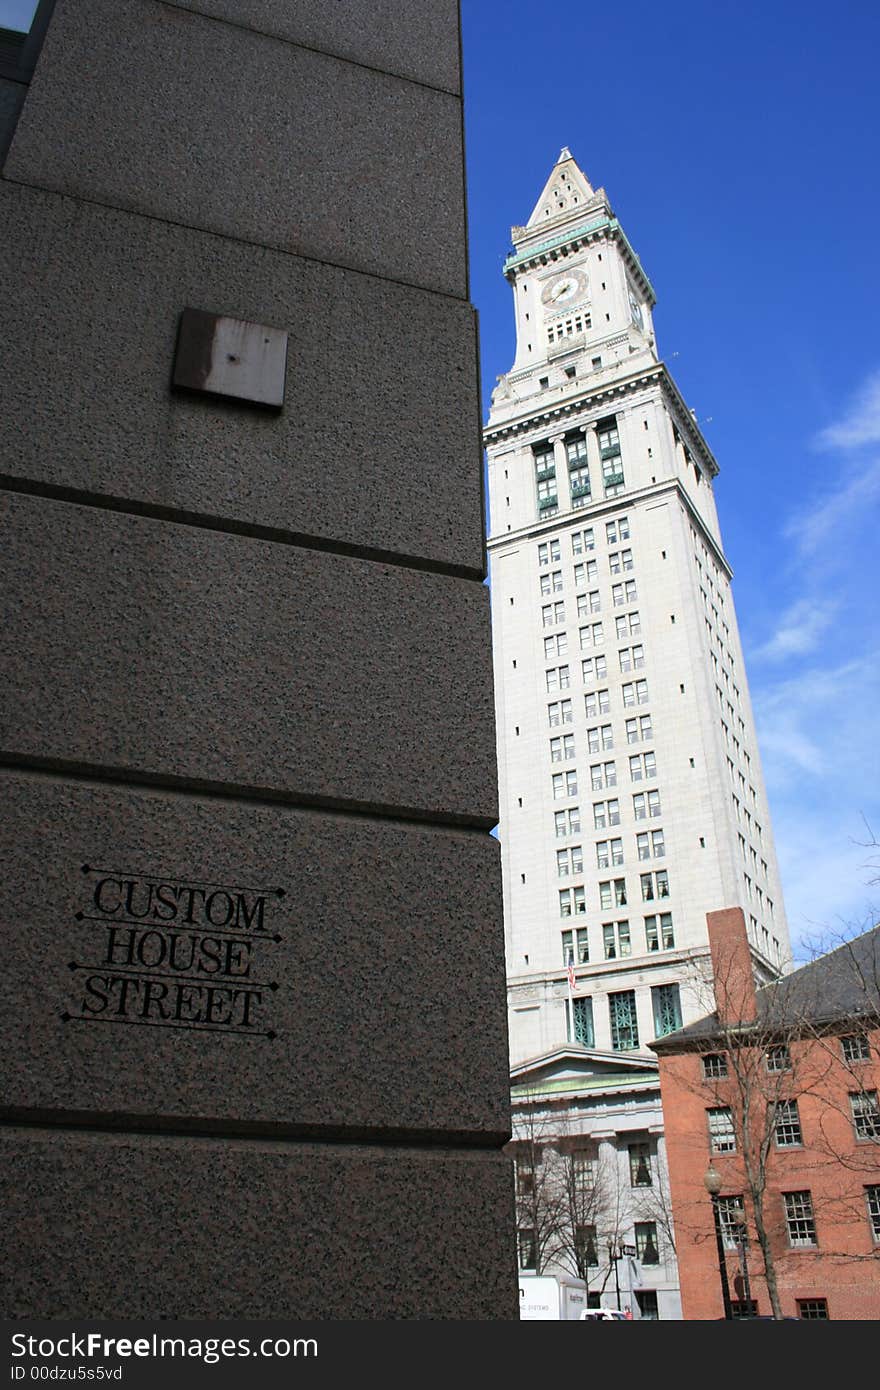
<box><xmin>659</xmin><ymin>1030</ymin><xmax>880</xmax><ymax>1320</ymax></box>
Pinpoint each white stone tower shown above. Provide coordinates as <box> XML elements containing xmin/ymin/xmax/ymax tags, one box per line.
<box><xmin>486</xmin><ymin>149</ymin><xmax>790</xmax><ymax>1066</ymax></box>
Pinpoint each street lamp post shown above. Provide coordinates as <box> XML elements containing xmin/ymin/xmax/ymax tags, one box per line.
<box><xmin>704</xmin><ymin>1163</ymin><xmax>733</xmax><ymax>1321</ymax></box>
<box><xmin>607</xmin><ymin>1240</ymin><xmax>622</xmax><ymax>1311</ymax></box>
<box><xmin>732</xmin><ymin>1208</ymin><xmax>753</xmax><ymax>1316</ymax></box>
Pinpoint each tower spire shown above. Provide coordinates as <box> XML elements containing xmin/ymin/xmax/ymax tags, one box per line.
<box><xmin>526</xmin><ymin>147</ymin><xmax>594</xmax><ymax>228</ymax></box>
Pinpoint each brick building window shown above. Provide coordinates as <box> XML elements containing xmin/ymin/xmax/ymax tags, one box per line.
<box><xmin>783</xmin><ymin>1191</ymin><xmax>817</xmax><ymax>1247</ymax></box>
<box><xmin>865</xmin><ymin>1186</ymin><xmax>880</xmax><ymax>1242</ymax></box>
<box><xmin>765</xmin><ymin>1045</ymin><xmax>791</xmax><ymax>1072</ymax></box>
<box><xmin>717</xmin><ymin>1195</ymin><xmax>745</xmax><ymax>1250</ymax></box>
<box><xmin>774</xmin><ymin>1099</ymin><xmax>803</xmax><ymax>1148</ymax></box>
<box><xmin>708</xmin><ymin>1107</ymin><xmax>736</xmax><ymax>1154</ymax></box>
<box><xmin>841</xmin><ymin>1033</ymin><xmax>870</xmax><ymax>1063</ymax></box>
<box><xmin>797</xmin><ymin>1299</ymin><xmax>829</xmax><ymax>1319</ymax></box>
<box><xmin>850</xmin><ymin>1090</ymin><xmax>880</xmax><ymax>1140</ymax></box>
<box><xmin>702</xmin><ymin>1052</ymin><xmax>728</xmax><ymax>1080</ymax></box>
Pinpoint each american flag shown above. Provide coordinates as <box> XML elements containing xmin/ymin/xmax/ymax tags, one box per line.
<box><xmin>567</xmin><ymin>955</ymin><xmax>576</xmax><ymax>992</ymax></box>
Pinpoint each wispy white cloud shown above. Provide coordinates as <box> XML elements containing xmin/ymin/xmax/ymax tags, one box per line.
<box><xmin>815</xmin><ymin>366</ymin><xmax>880</xmax><ymax>449</ymax></box>
<box><xmin>753</xmin><ymin>597</ymin><xmax>837</xmax><ymax>662</ymax></box>
<box><xmin>747</xmin><ymin>367</ymin><xmax>880</xmax><ymax>956</ymax></box>
<box><xmin>783</xmin><ymin>456</ymin><xmax>880</xmax><ymax>557</ymax></box>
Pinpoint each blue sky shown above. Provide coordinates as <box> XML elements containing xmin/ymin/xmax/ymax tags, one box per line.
<box><xmin>462</xmin><ymin>0</ymin><xmax>880</xmax><ymax>955</ymax></box>
<box><xmin>4</xmin><ymin>0</ymin><xmax>878</xmax><ymax>955</ymax></box>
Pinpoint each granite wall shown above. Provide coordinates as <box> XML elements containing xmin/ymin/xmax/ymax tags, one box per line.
<box><xmin>0</xmin><ymin>0</ymin><xmax>515</xmax><ymax>1319</ymax></box>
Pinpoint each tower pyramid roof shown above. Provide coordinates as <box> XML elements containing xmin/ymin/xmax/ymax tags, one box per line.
<box><xmin>526</xmin><ymin>147</ymin><xmax>595</xmax><ymax>227</ymax></box>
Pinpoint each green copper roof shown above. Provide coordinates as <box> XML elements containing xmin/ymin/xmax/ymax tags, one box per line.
<box><xmin>512</xmin><ymin>1071</ymin><xmax>658</xmax><ymax>1098</ymax></box>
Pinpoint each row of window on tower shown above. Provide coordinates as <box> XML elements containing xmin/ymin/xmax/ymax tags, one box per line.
<box><xmin>568</xmin><ymin>984</ymin><xmax>682</xmax><ymax>1051</ymax></box>
<box><xmin>539</xmin><ymin>518</ymin><xmax>630</xmax><ymax>564</ymax></box>
<box><xmin>534</xmin><ymin>417</ymin><xmax>624</xmax><ymax>518</ymax></box>
<box><xmin>562</xmin><ymin>909</ymin><xmax>675</xmax><ymax>960</ymax></box>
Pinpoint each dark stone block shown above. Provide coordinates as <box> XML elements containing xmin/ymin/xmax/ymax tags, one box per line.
<box><xmin>1</xmin><ymin>1127</ymin><xmax>518</xmax><ymax>1318</ymax></box>
<box><xmin>0</xmin><ymin>495</ymin><xmax>498</xmax><ymax>823</ymax></box>
<box><xmin>166</xmin><ymin>0</ymin><xmax>462</xmax><ymax>93</ymax></box>
<box><xmin>0</xmin><ymin>774</ymin><xmax>508</xmax><ymax>1140</ymax></box>
<box><xmin>0</xmin><ymin>183</ymin><xmax>484</xmax><ymax>573</ymax></box>
<box><xmin>5</xmin><ymin>0</ymin><xmax>467</xmax><ymax>296</ymax></box>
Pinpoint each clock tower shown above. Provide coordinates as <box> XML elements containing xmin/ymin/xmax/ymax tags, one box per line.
<box><xmin>486</xmin><ymin>149</ymin><xmax>791</xmax><ymax>1066</ymax></box>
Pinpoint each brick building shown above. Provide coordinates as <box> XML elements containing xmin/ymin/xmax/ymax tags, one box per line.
<box><xmin>652</xmin><ymin>909</ymin><xmax>880</xmax><ymax>1319</ymax></box>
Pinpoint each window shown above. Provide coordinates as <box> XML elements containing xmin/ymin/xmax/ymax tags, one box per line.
<box><xmin>571</xmin><ymin>995</ymin><xmax>594</xmax><ymax>1046</ymax></box>
<box><xmin>842</xmin><ymin>1034</ymin><xmax>870</xmax><ymax>1063</ymax></box>
<box><xmin>765</xmin><ymin>1045</ymin><xmax>791</xmax><ymax>1073</ymax></box>
<box><xmin>635</xmin><ymin>1222</ymin><xmax>660</xmax><ymax>1265</ymax></box>
<box><xmin>590</xmin><ymin>761</ymin><xmax>616</xmax><ymax>791</ymax></box>
<box><xmin>545</xmin><ymin>664</ymin><xmax>570</xmax><ymax>692</ymax></box>
<box><xmin>866</xmin><ymin>1186</ymin><xmax>880</xmax><ymax>1242</ymax></box>
<box><xmin>548</xmin><ymin>698</ymin><xmax>573</xmax><ymax>726</ymax></box>
<box><xmin>621</xmin><ymin>679</ymin><xmax>649</xmax><ymax>707</ymax></box>
<box><xmin>640</xmin><ymin>870</ymin><xmax>669</xmax><ymax>901</ymax></box>
<box><xmin>603</xmin><ymin>920</ymin><xmax>631</xmax><ymax>959</ymax></box>
<box><xmin>774</xmin><ymin>1099</ymin><xmax>803</xmax><ymax>1148</ymax></box>
<box><xmin>518</xmin><ymin>1228</ymin><xmax>537</xmax><ymax>1269</ymax></box>
<box><xmin>638</xmin><ymin>828</ymin><xmax>665</xmax><ymax>859</ymax></box>
<box><xmin>541</xmin><ymin>600</ymin><xmax>566</xmax><ymax>628</ymax></box>
<box><xmin>628</xmin><ymin>1140</ymin><xmax>651</xmax><ymax>1185</ymax></box>
<box><xmin>544</xmin><ymin>633</ymin><xmax>568</xmax><ymax>659</ymax></box>
<box><xmin>515</xmin><ymin>1159</ymin><xmax>534</xmax><ymax>1196</ymax></box>
<box><xmin>609</xmin><ymin>549</ymin><xmax>634</xmax><ymax>575</ymax></box>
<box><xmin>611</xmin><ymin>992</ymin><xmax>640</xmax><ymax>1051</ymax></box>
<box><xmin>593</xmin><ymin>798</ymin><xmax>620</xmax><ymax>829</ymax></box>
<box><xmin>537</xmin><ymin>539</ymin><xmax>560</xmax><ymax>566</ymax></box>
<box><xmin>555</xmin><ymin>807</ymin><xmax>580</xmax><ymax>837</ymax></box>
<box><xmin>635</xmin><ymin>1290</ymin><xmax>659</xmax><ymax>1320</ymax></box>
<box><xmin>586</xmin><ymin>725</ymin><xmax>613</xmax><ymax>754</ymax></box>
<box><xmin>580</xmin><ymin>622</ymin><xmax>604</xmax><ymax>650</ymax></box>
<box><xmin>572</xmin><ymin>1152</ymin><xmax>595</xmax><ymax>1187</ymax></box>
<box><xmin>716</xmin><ymin>1195</ymin><xmax>745</xmax><ymax>1250</ymax></box>
<box><xmin>783</xmin><ymin>1191</ymin><xmax>817</xmax><ymax>1247</ymax></box>
<box><xmin>552</xmin><ymin>770</ymin><xmax>578</xmax><ymax>799</ymax></box>
<box><xmin>652</xmin><ymin>983</ymin><xmax>681</xmax><ymax>1036</ymax></box>
<box><xmin>584</xmin><ymin>688</ymin><xmax>611</xmax><ymax>718</ymax></box>
<box><xmin>645</xmin><ymin>913</ymin><xmax>674</xmax><ymax>951</ymax></box>
<box><xmin>708</xmin><ymin>1107</ymin><xmax>736</xmax><ymax>1154</ymax></box>
<box><xmin>629</xmin><ymin>751</ymin><xmax>657</xmax><ymax>782</ymax></box>
<box><xmin>622</xmin><ymin>680</ymin><xmax>649</xmax><ymax>708</ymax></box>
<box><xmin>625</xmin><ymin>714</ymin><xmax>653</xmax><ymax>745</ymax></box>
<box><xmin>850</xmin><ymin>1090</ymin><xmax>880</xmax><ymax>1140</ymax></box>
<box><xmin>702</xmin><ymin>1053</ymin><xmax>728</xmax><ymax>1080</ymax></box>
<box><xmin>797</xmin><ymin>1300</ymin><xmax>828</xmax><ymax>1320</ymax></box>
<box><xmin>599</xmin><ymin>878</ymin><xmax>627</xmax><ymax>910</ymax></box>
<box><xmin>581</xmin><ymin>654</ymin><xmax>608</xmax><ymax>682</ymax></box>
<box><xmin>556</xmin><ymin>845</ymin><xmax>583</xmax><ymax>876</ymax></box>
<box><xmin>562</xmin><ymin>927</ymin><xmax>589</xmax><ymax>966</ymax></box>
<box><xmin>606</xmin><ymin>517</ymin><xmax>630</xmax><ymax>545</ymax></box>
<box><xmin>571</xmin><ymin>528</ymin><xmax>595</xmax><ymax>555</ymax></box>
<box><xmin>573</xmin><ymin>559</ymin><xmax>598</xmax><ymax>585</ymax></box>
<box><xmin>634</xmin><ymin>790</ymin><xmax>661</xmax><ymax>821</ymax></box>
<box><xmin>595</xmin><ymin>837</ymin><xmax>624</xmax><ymax>869</ymax></box>
<box><xmin>577</xmin><ymin>590</ymin><xmax>601</xmax><ymax>616</ymax></box>
<box><xmin>618</xmin><ymin>644</ymin><xmax>644</xmax><ymax>673</ymax></box>
<box><xmin>575</xmin><ymin>1223</ymin><xmax>599</xmax><ymax>1267</ymax></box>
<box><xmin>559</xmin><ymin>885</ymin><xmax>586</xmax><ymax>917</ymax></box>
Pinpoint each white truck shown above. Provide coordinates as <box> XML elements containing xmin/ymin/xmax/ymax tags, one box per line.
<box><xmin>518</xmin><ymin>1273</ymin><xmax>588</xmax><ymax>1320</ymax></box>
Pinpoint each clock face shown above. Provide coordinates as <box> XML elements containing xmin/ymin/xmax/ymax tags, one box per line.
<box><xmin>542</xmin><ymin>269</ymin><xmax>588</xmax><ymax>307</ymax></box>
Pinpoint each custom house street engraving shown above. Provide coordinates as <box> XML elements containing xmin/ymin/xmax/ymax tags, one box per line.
<box><xmin>63</xmin><ymin>865</ymin><xmax>284</xmax><ymax>1039</ymax></box>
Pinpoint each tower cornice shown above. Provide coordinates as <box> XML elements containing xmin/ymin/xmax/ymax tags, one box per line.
<box><xmin>486</xmin><ymin>474</ymin><xmax>734</xmax><ymax>583</ymax></box>
<box><xmin>503</xmin><ymin>216</ymin><xmax>656</xmax><ymax>307</ymax></box>
<box><xmin>484</xmin><ymin>362</ymin><xmax>719</xmax><ymax>480</ymax></box>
